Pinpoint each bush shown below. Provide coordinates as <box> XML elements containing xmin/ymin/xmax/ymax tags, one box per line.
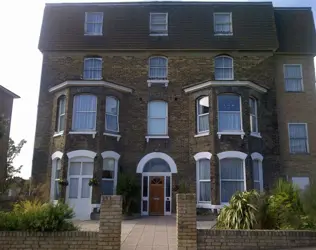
<box><xmin>0</xmin><ymin>200</ymin><xmax>77</xmax><ymax>231</ymax></box>
<box><xmin>116</xmin><ymin>173</ymin><xmax>140</xmax><ymax>215</ymax></box>
<box><xmin>217</xmin><ymin>190</ymin><xmax>259</xmax><ymax>229</ymax></box>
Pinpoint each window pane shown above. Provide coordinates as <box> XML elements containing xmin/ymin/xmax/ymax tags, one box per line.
<box><xmin>55</xmin><ymin>159</ymin><xmax>61</xmax><ymax>176</ymax></box>
<box><xmin>218</xmin><ymin>112</ymin><xmax>241</xmax><ymax>131</ymax></box>
<box><xmin>148</xmin><ymin>101</ymin><xmax>167</xmax><ymax>118</ymax></box>
<box><xmin>289</xmin><ymin>124</ymin><xmax>307</xmax><ymax>138</ymax></box>
<box><xmin>200</xmin><ymin>182</ymin><xmax>211</xmax><ymax>202</ymax></box>
<box><xmin>73</xmin><ymin>95</ymin><xmax>97</xmax><ymax>130</ymax></box>
<box><xmin>199</xmin><ymin>159</ymin><xmax>210</xmax><ymax>179</ymax></box>
<box><xmin>166</xmin><ymin>200</ymin><xmax>171</xmax><ymax>212</ymax></box>
<box><xmin>166</xmin><ymin>176</ymin><xmax>170</xmax><ymax>197</ymax></box>
<box><xmin>148</xmin><ymin>118</ymin><xmax>166</xmax><ymax>135</ymax></box>
<box><xmin>143</xmin><ymin>176</ymin><xmax>148</xmax><ymax>197</ymax></box>
<box><xmin>54</xmin><ymin>181</ymin><xmax>60</xmax><ymax>200</ymax></box>
<box><xmin>103</xmin><ymin>159</ymin><xmax>115</xmax><ymax>179</ymax></box>
<box><xmin>106</xmin><ymin>114</ymin><xmax>118</xmax><ymax>132</ymax></box>
<box><xmin>252</xmin><ymin>160</ymin><xmax>259</xmax><ymax>181</ymax></box>
<box><xmin>149</xmin><ymin>57</ymin><xmax>167</xmax><ymax>78</ymax></box>
<box><xmin>254</xmin><ymin>182</ymin><xmax>261</xmax><ymax>191</ymax></box>
<box><xmin>81</xmin><ymin>178</ymin><xmax>91</xmax><ymax>198</ymax></box>
<box><xmin>58</xmin><ymin>115</ymin><xmax>65</xmax><ymax>132</ymax></box>
<box><xmin>251</xmin><ymin>116</ymin><xmax>257</xmax><ymax>132</ymax></box>
<box><xmin>143</xmin><ymin>158</ymin><xmax>171</xmax><ymax>172</ymax></box>
<box><xmin>69</xmin><ymin>163</ymin><xmax>81</xmax><ymax>176</ymax></box>
<box><xmin>215</xmin><ymin>14</ymin><xmax>230</xmax><ymax>23</ymax></box>
<box><xmin>290</xmin><ymin>139</ymin><xmax>308</xmax><ymax>153</ymax></box>
<box><xmin>106</xmin><ymin>97</ymin><xmax>118</xmax><ymax>115</ymax></box>
<box><xmin>249</xmin><ymin>98</ymin><xmax>256</xmax><ymax>115</ymax></box>
<box><xmin>151</xmin><ymin>14</ymin><xmax>167</xmax><ymax>24</ymax></box>
<box><xmin>69</xmin><ymin>178</ymin><xmax>79</xmax><ymax>198</ymax></box>
<box><xmin>221</xmin><ymin>181</ymin><xmax>244</xmax><ymax>203</ymax></box>
<box><xmin>289</xmin><ymin>124</ymin><xmax>308</xmax><ymax>153</ymax></box>
<box><xmin>220</xmin><ymin>158</ymin><xmax>244</xmax><ymax>179</ymax></box>
<box><xmin>284</xmin><ymin>65</ymin><xmax>302</xmax><ymax>78</ymax></box>
<box><xmin>285</xmin><ymin>79</ymin><xmax>302</xmax><ymax>92</ymax></box>
<box><xmin>218</xmin><ymin>95</ymin><xmax>240</xmax><ymax>111</ymax></box>
<box><xmin>198</xmin><ymin>114</ymin><xmax>209</xmax><ymax>132</ymax></box>
<box><xmin>142</xmin><ymin>200</ymin><xmax>148</xmax><ymax>212</ymax></box>
<box><xmin>101</xmin><ymin>180</ymin><xmax>114</xmax><ymax>195</ymax></box>
<box><xmin>82</xmin><ymin>162</ymin><xmax>94</xmax><ymax>175</ymax></box>
<box><xmin>197</xmin><ymin>97</ymin><xmax>209</xmax><ymax>115</ymax></box>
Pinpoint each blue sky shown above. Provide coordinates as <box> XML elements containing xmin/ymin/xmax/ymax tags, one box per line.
<box><xmin>2</xmin><ymin>0</ymin><xmax>314</xmax><ymax>179</ymax></box>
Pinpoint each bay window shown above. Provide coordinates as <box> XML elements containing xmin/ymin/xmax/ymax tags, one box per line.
<box><xmin>218</xmin><ymin>95</ymin><xmax>242</xmax><ymax>132</ymax></box>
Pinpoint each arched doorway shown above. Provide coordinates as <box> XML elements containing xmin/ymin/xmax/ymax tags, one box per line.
<box><xmin>137</xmin><ymin>152</ymin><xmax>177</xmax><ymax>216</ymax></box>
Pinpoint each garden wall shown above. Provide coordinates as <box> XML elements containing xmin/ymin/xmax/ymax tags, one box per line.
<box><xmin>197</xmin><ymin>229</ymin><xmax>316</xmax><ymax>250</ymax></box>
<box><xmin>0</xmin><ymin>195</ymin><xmax>122</xmax><ymax>250</ymax></box>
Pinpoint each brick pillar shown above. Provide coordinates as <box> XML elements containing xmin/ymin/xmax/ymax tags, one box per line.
<box><xmin>98</xmin><ymin>195</ymin><xmax>122</xmax><ymax>250</ymax></box>
<box><xmin>176</xmin><ymin>193</ymin><xmax>197</xmax><ymax>250</ymax></box>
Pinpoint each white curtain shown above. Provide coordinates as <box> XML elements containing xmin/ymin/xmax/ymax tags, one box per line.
<box><xmin>218</xmin><ymin>95</ymin><xmax>241</xmax><ymax>132</ymax></box>
<box><xmin>149</xmin><ymin>57</ymin><xmax>167</xmax><ymax>79</ymax></box>
<box><xmin>284</xmin><ymin>65</ymin><xmax>302</xmax><ymax>92</ymax></box>
<box><xmin>72</xmin><ymin>95</ymin><xmax>97</xmax><ymax>131</ymax></box>
<box><xmin>197</xmin><ymin>97</ymin><xmax>209</xmax><ymax>133</ymax></box>
<box><xmin>215</xmin><ymin>56</ymin><xmax>233</xmax><ymax>80</ymax></box>
<box><xmin>289</xmin><ymin>124</ymin><xmax>308</xmax><ymax>153</ymax></box>
<box><xmin>83</xmin><ymin>58</ymin><xmax>102</xmax><ymax>80</ymax></box>
<box><xmin>105</xmin><ymin>96</ymin><xmax>119</xmax><ymax>132</ymax></box>
<box><xmin>85</xmin><ymin>12</ymin><xmax>103</xmax><ymax>35</ymax></box>
<box><xmin>198</xmin><ymin>159</ymin><xmax>211</xmax><ymax>202</ymax></box>
<box><xmin>220</xmin><ymin>158</ymin><xmax>244</xmax><ymax>203</ymax></box>
<box><xmin>214</xmin><ymin>14</ymin><xmax>231</xmax><ymax>33</ymax></box>
<box><xmin>148</xmin><ymin>101</ymin><xmax>167</xmax><ymax>135</ymax></box>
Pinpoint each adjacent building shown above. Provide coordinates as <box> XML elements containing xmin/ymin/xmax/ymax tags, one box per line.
<box><xmin>32</xmin><ymin>1</ymin><xmax>316</xmax><ymax>219</ymax></box>
<box><xmin>0</xmin><ymin>85</ymin><xmax>20</xmax><ymax>189</ymax></box>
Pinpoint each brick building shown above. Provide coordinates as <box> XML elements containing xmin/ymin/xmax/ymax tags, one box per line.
<box><xmin>0</xmin><ymin>86</ymin><xmax>20</xmax><ymax>189</ymax></box>
<box><xmin>32</xmin><ymin>1</ymin><xmax>316</xmax><ymax>219</ymax></box>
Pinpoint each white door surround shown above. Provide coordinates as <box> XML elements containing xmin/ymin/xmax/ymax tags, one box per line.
<box><xmin>137</xmin><ymin>152</ymin><xmax>177</xmax><ymax>216</ymax></box>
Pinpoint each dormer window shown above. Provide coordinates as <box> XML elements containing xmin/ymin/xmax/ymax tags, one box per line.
<box><xmin>214</xmin><ymin>13</ymin><xmax>233</xmax><ymax>35</ymax></box>
<box><xmin>150</xmin><ymin>13</ymin><xmax>168</xmax><ymax>36</ymax></box>
<box><xmin>84</xmin><ymin>12</ymin><xmax>103</xmax><ymax>36</ymax></box>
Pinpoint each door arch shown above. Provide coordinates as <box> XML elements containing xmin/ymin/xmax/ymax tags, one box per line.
<box><xmin>137</xmin><ymin>152</ymin><xmax>177</xmax><ymax>216</ymax></box>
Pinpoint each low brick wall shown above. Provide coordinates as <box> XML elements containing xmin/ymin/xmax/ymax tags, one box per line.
<box><xmin>197</xmin><ymin>229</ymin><xmax>316</xmax><ymax>250</ymax></box>
<box><xmin>0</xmin><ymin>231</ymin><xmax>98</xmax><ymax>250</ymax></box>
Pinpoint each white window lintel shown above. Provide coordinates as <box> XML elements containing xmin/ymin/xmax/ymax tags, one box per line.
<box><xmin>194</xmin><ymin>152</ymin><xmax>212</xmax><ymax>161</ymax></box>
<box><xmin>217</xmin><ymin>151</ymin><xmax>247</xmax><ymax>160</ymax></box>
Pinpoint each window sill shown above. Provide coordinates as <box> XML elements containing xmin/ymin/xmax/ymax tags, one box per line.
<box><xmin>145</xmin><ymin>135</ymin><xmax>169</xmax><ymax>143</ymax></box>
<box><xmin>196</xmin><ymin>203</ymin><xmax>224</xmax><ymax>211</ymax></box>
<box><xmin>103</xmin><ymin>132</ymin><xmax>121</xmax><ymax>141</ymax></box>
<box><xmin>250</xmin><ymin>132</ymin><xmax>262</xmax><ymax>138</ymax></box>
<box><xmin>53</xmin><ymin>132</ymin><xmax>64</xmax><ymax>138</ymax></box>
<box><xmin>194</xmin><ymin>132</ymin><xmax>209</xmax><ymax>138</ymax></box>
<box><xmin>149</xmin><ymin>33</ymin><xmax>168</xmax><ymax>36</ymax></box>
<box><xmin>214</xmin><ymin>33</ymin><xmax>233</xmax><ymax>36</ymax></box>
<box><xmin>81</xmin><ymin>77</ymin><xmax>103</xmax><ymax>81</ymax></box>
<box><xmin>217</xmin><ymin>131</ymin><xmax>245</xmax><ymax>139</ymax></box>
<box><xmin>69</xmin><ymin>131</ymin><xmax>97</xmax><ymax>138</ymax></box>
<box><xmin>147</xmin><ymin>79</ymin><xmax>169</xmax><ymax>87</ymax></box>
<box><xmin>84</xmin><ymin>33</ymin><xmax>103</xmax><ymax>36</ymax></box>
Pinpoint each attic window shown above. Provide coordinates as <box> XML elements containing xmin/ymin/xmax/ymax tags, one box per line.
<box><xmin>85</xmin><ymin>12</ymin><xmax>103</xmax><ymax>36</ymax></box>
<box><xmin>150</xmin><ymin>13</ymin><xmax>168</xmax><ymax>36</ymax></box>
<box><xmin>214</xmin><ymin>13</ymin><xmax>233</xmax><ymax>35</ymax></box>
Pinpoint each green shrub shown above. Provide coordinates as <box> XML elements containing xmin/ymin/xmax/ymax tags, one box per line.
<box><xmin>0</xmin><ymin>200</ymin><xmax>77</xmax><ymax>232</ymax></box>
<box><xmin>116</xmin><ymin>173</ymin><xmax>140</xmax><ymax>215</ymax></box>
<box><xmin>217</xmin><ymin>190</ymin><xmax>259</xmax><ymax>229</ymax></box>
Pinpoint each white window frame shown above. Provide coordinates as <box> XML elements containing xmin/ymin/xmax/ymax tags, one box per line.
<box><xmin>218</xmin><ymin>151</ymin><xmax>247</xmax><ymax>205</ymax></box>
<box><xmin>149</xmin><ymin>12</ymin><xmax>168</xmax><ymax>36</ymax></box>
<box><xmin>147</xmin><ymin>101</ymin><xmax>168</xmax><ymax>136</ymax></box>
<box><xmin>283</xmin><ymin>64</ymin><xmax>304</xmax><ymax>92</ymax></box>
<box><xmin>214</xmin><ymin>56</ymin><xmax>234</xmax><ymax>80</ymax></box>
<box><xmin>288</xmin><ymin>123</ymin><xmax>309</xmax><ymax>154</ymax></box>
<box><xmin>148</xmin><ymin>56</ymin><xmax>168</xmax><ymax>81</ymax></box>
<box><xmin>72</xmin><ymin>94</ymin><xmax>97</xmax><ymax>132</ymax></box>
<box><xmin>84</xmin><ymin>12</ymin><xmax>103</xmax><ymax>36</ymax></box>
<box><xmin>217</xmin><ymin>94</ymin><xmax>244</xmax><ymax>138</ymax></box>
<box><xmin>214</xmin><ymin>12</ymin><xmax>233</xmax><ymax>35</ymax></box>
<box><xmin>249</xmin><ymin>97</ymin><xmax>260</xmax><ymax>136</ymax></box>
<box><xmin>57</xmin><ymin>96</ymin><xmax>66</xmax><ymax>133</ymax></box>
<box><xmin>83</xmin><ymin>58</ymin><xmax>103</xmax><ymax>80</ymax></box>
<box><xmin>105</xmin><ymin>96</ymin><xmax>119</xmax><ymax>133</ymax></box>
<box><xmin>50</xmin><ymin>151</ymin><xmax>63</xmax><ymax>203</ymax></box>
<box><xmin>101</xmin><ymin>151</ymin><xmax>120</xmax><ymax>195</ymax></box>
<box><xmin>194</xmin><ymin>152</ymin><xmax>212</xmax><ymax>205</ymax></box>
<box><xmin>196</xmin><ymin>96</ymin><xmax>210</xmax><ymax>135</ymax></box>
<box><xmin>251</xmin><ymin>152</ymin><xmax>263</xmax><ymax>192</ymax></box>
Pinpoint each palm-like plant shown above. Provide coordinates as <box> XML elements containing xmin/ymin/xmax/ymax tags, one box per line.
<box><xmin>217</xmin><ymin>190</ymin><xmax>260</xmax><ymax>229</ymax></box>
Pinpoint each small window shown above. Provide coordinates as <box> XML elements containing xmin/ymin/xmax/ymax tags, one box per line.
<box><xmin>253</xmin><ymin>159</ymin><xmax>263</xmax><ymax>192</ymax></box>
<box><xmin>218</xmin><ymin>95</ymin><xmax>242</xmax><ymax>132</ymax></box>
<box><xmin>83</xmin><ymin>58</ymin><xmax>102</xmax><ymax>80</ymax></box>
<box><xmin>57</xmin><ymin>96</ymin><xmax>66</xmax><ymax>133</ymax></box>
<box><xmin>284</xmin><ymin>65</ymin><xmax>303</xmax><ymax>92</ymax></box>
<box><xmin>105</xmin><ymin>96</ymin><xmax>119</xmax><ymax>133</ymax></box>
<box><xmin>215</xmin><ymin>56</ymin><xmax>233</xmax><ymax>80</ymax></box>
<box><xmin>148</xmin><ymin>101</ymin><xmax>168</xmax><ymax>135</ymax></box>
<box><xmin>249</xmin><ymin>98</ymin><xmax>258</xmax><ymax>134</ymax></box>
<box><xmin>288</xmin><ymin>123</ymin><xmax>309</xmax><ymax>154</ymax></box>
<box><xmin>149</xmin><ymin>57</ymin><xmax>168</xmax><ymax>80</ymax></box>
<box><xmin>54</xmin><ymin>159</ymin><xmax>61</xmax><ymax>200</ymax></box>
<box><xmin>150</xmin><ymin>13</ymin><xmax>168</xmax><ymax>35</ymax></box>
<box><xmin>197</xmin><ymin>159</ymin><xmax>211</xmax><ymax>202</ymax></box>
<box><xmin>102</xmin><ymin>158</ymin><xmax>116</xmax><ymax>195</ymax></box>
<box><xmin>72</xmin><ymin>95</ymin><xmax>97</xmax><ymax>131</ymax></box>
<box><xmin>197</xmin><ymin>96</ymin><xmax>209</xmax><ymax>134</ymax></box>
<box><xmin>220</xmin><ymin>158</ymin><xmax>245</xmax><ymax>203</ymax></box>
<box><xmin>214</xmin><ymin>13</ymin><xmax>232</xmax><ymax>35</ymax></box>
<box><xmin>84</xmin><ymin>12</ymin><xmax>103</xmax><ymax>35</ymax></box>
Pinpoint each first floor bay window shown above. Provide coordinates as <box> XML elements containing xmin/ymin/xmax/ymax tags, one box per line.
<box><xmin>148</xmin><ymin>101</ymin><xmax>168</xmax><ymax>135</ymax></box>
<box><xmin>72</xmin><ymin>94</ymin><xmax>97</xmax><ymax>131</ymax></box>
<box><xmin>220</xmin><ymin>158</ymin><xmax>245</xmax><ymax>203</ymax></box>
<box><xmin>218</xmin><ymin>95</ymin><xmax>242</xmax><ymax>132</ymax></box>
<box><xmin>197</xmin><ymin>159</ymin><xmax>211</xmax><ymax>202</ymax></box>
